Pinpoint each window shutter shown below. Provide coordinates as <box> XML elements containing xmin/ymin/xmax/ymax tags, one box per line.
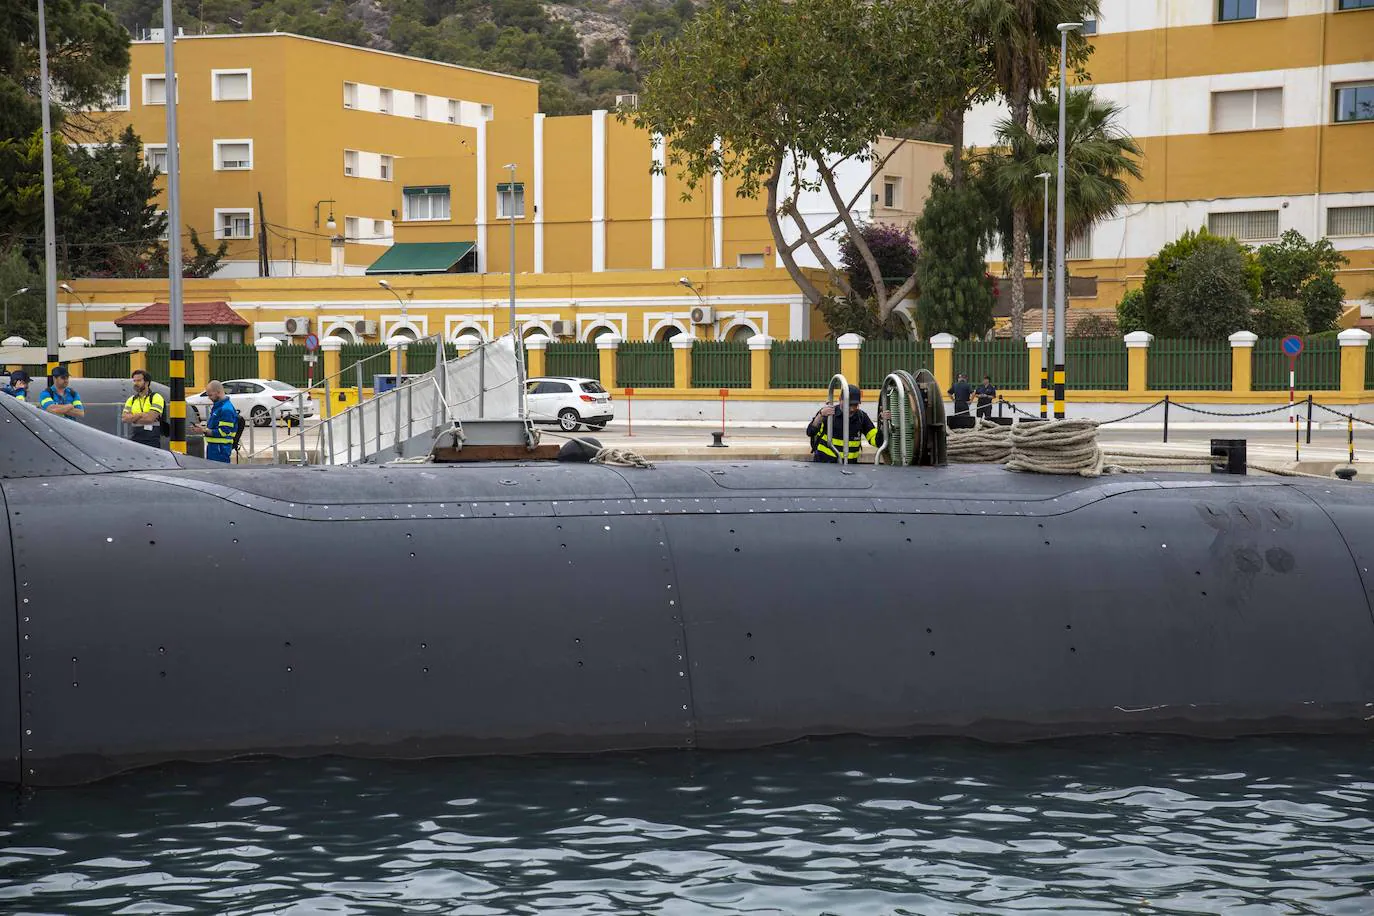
<box><xmin>1256</xmin><ymin>0</ymin><xmax>1286</xmax><ymax>18</ymax></box>
<box><xmin>1208</xmin><ymin>212</ymin><xmax>1246</xmax><ymax>238</ymax></box>
<box><xmin>1211</xmin><ymin>90</ymin><xmax>1253</xmax><ymax>131</ymax></box>
<box><xmin>1066</xmin><ymin>225</ymin><xmax>1093</xmax><ymax>260</ymax></box>
<box><xmin>1327</xmin><ymin>206</ymin><xmax>1374</xmax><ymax>237</ymax></box>
<box><xmin>219</xmin><ymin>142</ymin><xmax>250</xmax><ymax>167</ymax></box>
<box><xmin>1254</xmin><ymin>88</ymin><xmax>1283</xmax><ymax>129</ymax></box>
<box><xmin>217</xmin><ymin>72</ymin><xmax>249</xmax><ymax>100</ymax></box>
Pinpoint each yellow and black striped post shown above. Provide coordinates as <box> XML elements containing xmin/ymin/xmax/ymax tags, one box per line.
<box><xmin>1053</xmin><ymin>364</ymin><xmax>1065</xmax><ymax>420</ymax></box>
<box><xmin>168</xmin><ymin>348</ymin><xmax>186</xmax><ymax>453</ymax></box>
<box><xmin>1039</xmin><ymin>366</ymin><xmax>1048</xmax><ymax>419</ymax></box>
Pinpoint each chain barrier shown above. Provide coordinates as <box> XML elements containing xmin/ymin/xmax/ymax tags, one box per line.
<box><xmin>1312</xmin><ymin>401</ymin><xmax>1374</xmax><ymax>428</ymax></box>
<box><xmin>1169</xmin><ymin>402</ymin><xmax>1297</xmax><ymax>419</ymax></box>
<box><xmin>1097</xmin><ymin>399</ymin><xmax>1167</xmax><ymax>425</ymax></box>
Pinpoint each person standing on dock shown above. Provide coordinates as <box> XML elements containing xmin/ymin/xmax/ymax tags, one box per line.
<box><xmin>975</xmin><ymin>376</ymin><xmax>997</xmax><ymax>420</ymax></box>
<box><xmin>123</xmin><ymin>370</ymin><xmax>166</xmax><ymax>448</ymax></box>
<box><xmin>192</xmin><ymin>381</ymin><xmax>239</xmax><ymax>464</ymax></box>
<box><xmin>807</xmin><ymin>386</ymin><xmax>885</xmax><ymax>463</ymax></box>
<box><xmin>950</xmin><ymin>373</ymin><xmax>973</xmax><ymax>419</ymax></box>
<box><xmin>2</xmin><ymin>370</ymin><xmax>30</xmax><ymax>402</ymax></box>
<box><xmin>38</xmin><ymin>367</ymin><xmax>84</xmax><ymax>420</ymax></box>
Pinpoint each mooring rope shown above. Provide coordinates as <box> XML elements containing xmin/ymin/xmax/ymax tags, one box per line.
<box><xmin>947</xmin><ymin>419</ymin><xmax>1013</xmax><ymax>464</ymax></box>
<box><xmin>539</xmin><ymin>429</ymin><xmax>656</xmax><ymax>469</ymax></box>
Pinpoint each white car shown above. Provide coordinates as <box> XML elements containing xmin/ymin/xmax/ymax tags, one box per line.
<box><xmin>187</xmin><ymin>378</ymin><xmax>318</xmax><ymax>427</ymax></box>
<box><xmin>525</xmin><ymin>377</ymin><xmax>614</xmax><ymax>432</ymax></box>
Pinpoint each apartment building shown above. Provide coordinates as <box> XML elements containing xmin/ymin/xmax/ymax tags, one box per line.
<box><xmin>966</xmin><ymin>0</ymin><xmax>1374</xmax><ymax>314</ymax></box>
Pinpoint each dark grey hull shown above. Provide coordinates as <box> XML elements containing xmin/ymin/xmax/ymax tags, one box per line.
<box><xmin>3</xmin><ymin>395</ymin><xmax>1373</xmax><ymax>786</ymax></box>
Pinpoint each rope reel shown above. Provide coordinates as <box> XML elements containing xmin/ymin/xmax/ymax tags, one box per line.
<box><xmin>877</xmin><ymin>369</ymin><xmax>947</xmax><ymax>467</ymax></box>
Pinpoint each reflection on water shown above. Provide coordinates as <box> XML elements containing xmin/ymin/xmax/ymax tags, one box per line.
<box><xmin>2</xmin><ymin>737</ymin><xmax>1373</xmax><ymax>915</ymax></box>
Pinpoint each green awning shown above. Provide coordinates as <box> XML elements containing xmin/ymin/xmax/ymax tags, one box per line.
<box><xmin>365</xmin><ymin>241</ymin><xmax>476</xmax><ymax>275</ymax></box>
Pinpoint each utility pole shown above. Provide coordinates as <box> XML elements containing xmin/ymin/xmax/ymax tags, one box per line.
<box><xmin>1038</xmin><ymin>172</ymin><xmax>1051</xmax><ymax>420</ymax></box>
<box><xmin>1053</xmin><ymin>22</ymin><xmax>1081</xmax><ymax>420</ymax></box>
<box><xmin>37</xmin><ymin>0</ymin><xmax>59</xmax><ymax>373</ymax></box>
<box><xmin>505</xmin><ymin>163</ymin><xmax>525</xmax><ymax>421</ymax></box>
<box><xmin>163</xmin><ymin>1</ymin><xmax>187</xmax><ymax>452</ymax></box>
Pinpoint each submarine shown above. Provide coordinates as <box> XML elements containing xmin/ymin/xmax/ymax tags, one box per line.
<box><xmin>3</xmin><ymin>390</ymin><xmax>1374</xmax><ymax>787</ymax></box>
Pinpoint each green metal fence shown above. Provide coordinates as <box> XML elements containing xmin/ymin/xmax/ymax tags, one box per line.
<box><xmin>208</xmin><ymin>344</ymin><xmax>256</xmax><ymax>383</ymax></box>
<box><xmin>546</xmin><ymin>342</ymin><xmax>599</xmax><ymax>380</ymax></box>
<box><xmin>954</xmin><ymin>339</ymin><xmax>1028</xmax><ymax>389</ymax></box>
<box><xmin>770</xmin><ymin>340</ymin><xmax>839</xmax><ymax>389</ymax></box>
<box><xmin>81</xmin><ymin>351</ymin><xmax>130</xmax><ymax>378</ymax></box>
<box><xmin>1253</xmin><ymin>336</ymin><xmax>1341</xmax><ymax>391</ymax></box>
<box><xmin>146</xmin><ymin>343</ymin><xmax>169</xmax><ymax>384</ymax></box>
<box><xmin>338</xmin><ymin>343</ymin><xmax>391</xmax><ymax>387</ymax></box>
<box><xmin>692</xmin><ymin>340</ymin><xmax>751</xmax><ymax>388</ymax></box>
<box><xmin>859</xmin><ymin>340</ymin><xmax>933</xmax><ymax>387</ymax></box>
<box><xmin>1065</xmin><ymin>338</ymin><xmax>1128</xmax><ymax>391</ymax></box>
<box><xmin>1147</xmin><ymin>339</ymin><xmax>1230</xmax><ymax>391</ymax></box>
<box><xmin>616</xmin><ymin>341</ymin><xmax>674</xmax><ymax>388</ymax></box>
<box><xmin>1369</xmin><ymin>343</ymin><xmax>1374</xmax><ymax>390</ymax></box>
<box><xmin>275</xmin><ymin>344</ymin><xmax>309</xmax><ymax>387</ymax></box>
<box><xmin>405</xmin><ymin>339</ymin><xmax>454</xmax><ymax>376</ymax></box>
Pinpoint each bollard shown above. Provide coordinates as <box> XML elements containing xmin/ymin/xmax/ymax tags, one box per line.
<box><xmin>1306</xmin><ymin>394</ymin><xmax>1313</xmax><ymax>445</ymax></box>
<box><xmin>624</xmin><ymin>387</ymin><xmax>634</xmax><ymax>437</ymax></box>
<box><xmin>1349</xmin><ymin>414</ymin><xmax>1355</xmax><ymax>466</ymax></box>
<box><xmin>709</xmin><ymin>431</ymin><xmax>727</xmax><ymax>448</ymax></box>
<box><xmin>719</xmin><ymin>388</ymin><xmax>729</xmax><ymax>439</ymax></box>
<box><xmin>1210</xmin><ymin>438</ymin><xmax>1247</xmax><ymax>475</ymax></box>
<box><xmin>1162</xmin><ymin>395</ymin><xmax>1170</xmax><ymax>444</ymax></box>
<box><xmin>1335</xmin><ymin>467</ymin><xmax>1357</xmax><ymax>481</ymax></box>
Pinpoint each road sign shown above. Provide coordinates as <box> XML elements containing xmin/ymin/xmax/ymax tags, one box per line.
<box><xmin>304</xmin><ymin>354</ymin><xmax>319</xmax><ymax>365</ymax></box>
<box><xmin>305</xmin><ymin>333</ymin><xmax>320</xmax><ymax>352</ymax></box>
<box><xmin>1281</xmin><ymin>335</ymin><xmax>1303</xmax><ymax>359</ymax></box>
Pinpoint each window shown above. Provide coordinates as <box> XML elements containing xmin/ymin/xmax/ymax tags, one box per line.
<box><xmin>343</xmin><ymin>82</ymin><xmax>358</xmax><ymax>109</ymax></box>
<box><xmin>497</xmin><ymin>182</ymin><xmax>526</xmax><ymax>219</ymax></box>
<box><xmin>144</xmin><ymin>144</ymin><xmax>168</xmax><ymax>174</ymax></box>
<box><xmin>737</xmin><ymin>253</ymin><xmax>766</xmax><ymax>269</ymax></box>
<box><xmin>447</xmin><ymin>99</ymin><xmax>459</xmax><ymax>124</ymax></box>
<box><xmin>1081</xmin><ymin>17</ymin><xmax>1097</xmax><ymax>35</ymax></box>
<box><xmin>403</xmin><ymin>186</ymin><xmax>451</xmax><ymax>221</ymax></box>
<box><xmin>882</xmin><ymin>176</ymin><xmax>901</xmax><ymax>209</ymax></box>
<box><xmin>379</xmin><ymin>88</ymin><xmax>392</xmax><ymax>114</ymax></box>
<box><xmin>480</xmin><ymin>104</ymin><xmax>494</xmax><ymax>121</ymax></box>
<box><xmin>212</xmin><ymin>69</ymin><xmax>251</xmax><ymax>101</ymax></box>
<box><xmin>413</xmin><ymin>93</ymin><xmax>427</xmax><ymax>118</ymax></box>
<box><xmin>1066</xmin><ymin>225</ymin><xmax>1093</xmax><ymax>260</ymax></box>
<box><xmin>379</xmin><ymin>155</ymin><xmax>393</xmax><ymax>181</ymax></box>
<box><xmin>1208</xmin><ymin>210</ymin><xmax>1280</xmax><ymax>241</ymax></box>
<box><xmin>143</xmin><ymin>74</ymin><xmax>176</xmax><ymax>105</ymax></box>
<box><xmin>156</xmin><ymin>211</ymin><xmax>169</xmax><ymax>241</ymax></box>
<box><xmin>1334</xmin><ymin>83</ymin><xmax>1374</xmax><ymax>123</ymax></box>
<box><xmin>1338</xmin><ymin>0</ymin><xmax>1374</xmax><ymax>8</ymax></box>
<box><xmin>1211</xmin><ymin>87</ymin><xmax>1282</xmax><ymax>131</ymax></box>
<box><xmin>345</xmin><ymin>216</ymin><xmax>360</xmax><ymax>239</ymax></box>
<box><xmin>1217</xmin><ymin>0</ymin><xmax>1286</xmax><ymax>19</ymax></box>
<box><xmin>101</xmin><ymin>75</ymin><xmax>130</xmax><ymax>111</ymax></box>
<box><xmin>214</xmin><ymin>140</ymin><xmax>252</xmax><ymax>170</ymax></box>
<box><xmin>215</xmin><ymin>209</ymin><xmax>254</xmax><ymax>240</ymax></box>
<box><xmin>344</xmin><ymin>149</ymin><xmax>359</xmax><ymax>176</ymax></box>
<box><xmin>1327</xmin><ymin>206</ymin><xmax>1374</xmax><ymax>237</ymax></box>
<box><xmin>373</xmin><ymin>218</ymin><xmax>387</xmax><ymax>237</ymax></box>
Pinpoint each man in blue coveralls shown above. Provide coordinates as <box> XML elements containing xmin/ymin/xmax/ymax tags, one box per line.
<box><xmin>192</xmin><ymin>380</ymin><xmax>239</xmax><ymax>463</ymax></box>
<box><xmin>38</xmin><ymin>367</ymin><xmax>84</xmax><ymax>420</ymax></box>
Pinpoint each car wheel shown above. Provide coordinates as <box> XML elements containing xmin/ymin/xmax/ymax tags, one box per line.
<box><xmin>586</xmin><ymin>422</ymin><xmax>607</xmax><ymax>431</ymax></box>
<box><xmin>558</xmin><ymin>408</ymin><xmax>581</xmax><ymax>432</ymax></box>
<box><xmin>250</xmin><ymin>405</ymin><xmax>270</xmax><ymax>427</ymax></box>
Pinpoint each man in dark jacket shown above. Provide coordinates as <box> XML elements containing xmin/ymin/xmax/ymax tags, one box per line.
<box><xmin>806</xmin><ymin>385</ymin><xmax>886</xmax><ymax>463</ymax></box>
<box><xmin>2</xmin><ymin>370</ymin><xmax>30</xmax><ymax>402</ymax></box>
<box><xmin>949</xmin><ymin>373</ymin><xmax>973</xmax><ymax>418</ymax></box>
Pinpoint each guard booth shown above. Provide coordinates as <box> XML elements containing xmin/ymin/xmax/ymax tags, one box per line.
<box><xmin>372</xmin><ymin>373</ymin><xmax>425</xmax><ymax>395</ymax></box>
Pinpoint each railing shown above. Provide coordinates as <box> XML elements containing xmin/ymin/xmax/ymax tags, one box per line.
<box><xmin>1065</xmin><ymin>338</ymin><xmax>1128</xmax><ymax>391</ymax></box>
<box><xmin>860</xmin><ymin>340</ymin><xmax>931</xmax><ymax>388</ymax></box>
<box><xmin>954</xmin><ymin>339</ymin><xmax>1027</xmax><ymax>389</ymax></box>
<box><xmin>692</xmin><ymin>340</ymin><xmax>751</xmax><ymax>388</ymax></box>
<box><xmin>405</xmin><ymin>339</ymin><xmax>454</xmax><ymax>376</ymax></box>
<box><xmin>546</xmin><ymin>342</ymin><xmax>598</xmax><ymax>380</ymax></box>
<box><xmin>1253</xmin><ymin>336</ymin><xmax>1341</xmax><ymax>391</ymax></box>
<box><xmin>80</xmin><ymin>351</ymin><xmax>130</xmax><ymax>378</ymax></box>
<box><xmin>146</xmin><ymin>343</ymin><xmax>169</xmax><ymax>382</ymax></box>
<box><xmin>616</xmin><ymin>341</ymin><xmax>673</xmax><ymax>388</ymax></box>
<box><xmin>771</xmin><ymin>340</ymin><xmax>838</xmax><ymax>389</ymax></box>
<box><xmin>1148</xmin><ymin>339</ymin><xmax>1230</xmax><ymax>391</ymax></box>
<box><xmin>275</xmin><ymin>344</ymin><xmax>309</xmax><ymax>387</ymax></box>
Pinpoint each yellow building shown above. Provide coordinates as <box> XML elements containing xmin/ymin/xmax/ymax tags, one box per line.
<box><xmin>967</xmin><ymin>1</ymin><xmax>1374</xmax><ymax>319</ymax></box>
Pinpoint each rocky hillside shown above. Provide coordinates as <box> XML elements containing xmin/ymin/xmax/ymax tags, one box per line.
<box><xmin>106</xmin><ymin>0</ymin><xmax>698</xmax><ymax>114</ymax></box>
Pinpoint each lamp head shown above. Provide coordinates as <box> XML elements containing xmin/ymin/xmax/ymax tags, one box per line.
<box><xmin>59</xmin><ymin>283</ymin><xmax>74</xmax><ymax>293</ymax></box>
<box><xmin>1035</xmin><ymin>172</ymin><xmax>1051</xmax><ymax>180</ymax></box>
<box><xmin>678</xmin><ymin>277</ymin><xmax>692</xmax><ymax>288</ymax></box>
<box><xmin>1057</xmin><ymin>21</ymin><xmax>1082</xmax><ymax>32</ymax></box>
<box><xmin>325</xmin><ymin>213</ymin><xmax>337</xmax><ymax>231</ymax></box>
<box><xmin>17</xmin><ymin>287</ymin><xmax>28</xmax><ymax>294</ymax></box>
<box><xmin>377</xmin><ymin>279</ymin><xmax>392</xmax><ymax>290</ymax></box>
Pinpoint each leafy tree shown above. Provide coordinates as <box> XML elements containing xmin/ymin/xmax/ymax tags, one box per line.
<box><xmin>1253</xmin><ymin>230</ymin><xmax>1349</xmax><ymax>333</ymax></box>
<box><xmin>632</xmin><ymin>0</ymin><xmax>975</xmax><ymax>320</ymax></box>
<box><xmin>0</xmin><ymin>246</ymin><xmax>43</xmax><ymax>342</ymax></box>
<box><xmin>61</xmin><ymin>127</ymin><xmax>167</xmax><ymax>277</ymax></box>
<box><xmin>1070</xmin><ymin>312</ymin><xmax>1118</xmax><ymax>337</ymax></box>
<box><xmin>1115</xmin><ymin>288</ymin><xmax>1144</xmax><ymax>333</ymax></box>
<box><xmin>0</xmin><ymin>130</ymin><xmax>90</xmax><ymax>254</ymax></box>
<box><xmin>1148</xmin><ymin>238</ymin><xmax>1256</xmax><ymax>338</ymax></box>
<box><xmin>982</xmin><ymin>88</ymin><xmax>1141</xmax><ymax>288</ymax></box>
<box><xmin>817</xmin><ymin>295</ymin><xmax>912</xmax><ymax>341</ymax></box>
<box><xmin>1141</xmin><ymin>228</ymin><xmax>1260</xmax><ymax>335</ymax></box>
<box><xmin>913</xmin><ymin>170</ymin><xmax>998</xmax><ymax>340</ymax></box>
<box><xmin>970</xmin><ymin>0</ymin><xmax>1100</xmax><ymax>338</ymax></box>
<box><xmin>837</xmin><ymin>223</ymin><xmax>919</xmax><ymax>303</ymax></box>
<box><xmin>1250</xmin><ymin>297</ymin><xmax>1308</xmax><ymax>338</ymax></box>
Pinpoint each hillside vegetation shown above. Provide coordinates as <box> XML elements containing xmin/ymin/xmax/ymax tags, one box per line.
<box><xmin>103</xmin><ymin>0</ymin><xmax>698</xmax><ymax>114</ymax></box>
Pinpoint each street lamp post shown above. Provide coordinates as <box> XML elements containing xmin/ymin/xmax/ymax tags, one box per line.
<box><xmin>1037</xmin><ymin>172</ymin><xmax>1051</xmax><ymax>419</ymax></box>
<box><xmin>162</xmin><ymin>0</ymin><xmax>187</xmax><ymax>453</ymax></box>
<box><xmin>503</xmin><ymin>163</ymin><xmax>526</xmax><ymax>421</ymax></box>
<box><xmin>36</xmin><ymin>0</ymin><xmax>59</xmax><ymax>373</ymax></box>
<box><xmin>314</xmin><ymin>200</ymin><xmax>337</xmax><ymax>231</ymax></box>
<box><xmin>377</xmin><ymin>279</ymin><xmax>408</xmax><ymax>375</ymax></box>
<box><xmin>1053</xmin><ymin>22</ymin><xmax>1081</xmax><ymax>420</ymax></box>
<box><xmin>3</xmin><ymin>288</ymin><xmax>30</xmax><ymax>333</ymax></box>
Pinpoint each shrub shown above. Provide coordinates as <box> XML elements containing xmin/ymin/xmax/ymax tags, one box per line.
<box><xmin>1254</xmin><ymin>230</ymin><xmax>1348</xmax><ymax>333</ymax></box>
<box><xmin>1151</xmin><ymin>241</ymin><xmax>1255</xmax><ymax>338</ymax></box>
<box><xmin>1071</xmin><ymin>313</ymin><xmax>1119</xmax><ymax>337</ymax></box>
<box><xmin>1250</xmin><ymin>298</ymin><xmax>1308</xmax><ymax>338</ymax></box>
<box><xmin>837</xmin><ymin>223</ymin><xmax>919</xmax><ymax>303</ymax></box>
<box><xmin>1115</xmin><ymin>288</ymin><xmax>1145</xmax><ymax>333</ymax></box>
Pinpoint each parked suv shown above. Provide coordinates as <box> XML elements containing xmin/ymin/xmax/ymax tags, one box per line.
<box><xmin>525</xmin><ymin>377</ymin><xmax>614</xmax><ymax>431</ymax></box>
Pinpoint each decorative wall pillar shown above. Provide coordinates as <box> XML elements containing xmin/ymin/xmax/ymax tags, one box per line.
<box><xmin>386</xmin><ymin>336</ymin><xmax>410</xmax><ymax>377</ymax></box>
<box><xmin>61</xmin><ymin>337</ymin><xmax>90</xmax><ymax>377</ymax></box>
<box><xmin>1228</xmin><ymin>331</ymin><xmax>1258</xmax><ymax>395</ymax></box>
<box><xmin>256</xmin><ymin>336</ymin><xmax>280</xmax><ymax>381</ymax></box>
<box><xmin>524</xmin><ymin>333</ymin><xmax>549</xmax><ymax>379</ymax></box>
<box><xmin>929</xmin><ymin>333</ymin><xmax>957</xmax><ymax>392</ymax></box>
<box><xmin>671</xmin><ymin>334</ymin><xmax>694</xmax><ymax>389</ymax></box>
<box><xmin>320</xmin><ymin>335</ymin><xmax>344</xmax><ymax>417</ymax></box>
<box><xmin>1338</xmin><ymin>328</ymin><xmax>1371</xmax><ymax>397</ymax></box>
<box><xmin>747</xmin><ymin>335</ymin><xmax>773</xmax><ymax>392</ymax></box>
<box><xmin>1025</xmin><ymin>331</ymin><xmax>1046</xmax><ymax>406</ymax></box>
<box><xmin>126</xmin><ymin>336</ymin><xmax>151</xmax><ymax>376</ymax></box>
<box><xmin>1124</xmin><ymin>331</ymin><xmax>1153</xmax><ymax>395</ymax></box>
<box><xmin>596</xmin><ymin>334</ymin><xmax>621</xmax><ymax>391</ymax></box>
<box><xmin>189</xmin><ymin>336</ymin><xmax>216</xmax><ymax>391</ymax></box>
<box><xmin>836</xmin><ymin>332</ymin><xmax>863</xmax><ymax>388</ymax></box>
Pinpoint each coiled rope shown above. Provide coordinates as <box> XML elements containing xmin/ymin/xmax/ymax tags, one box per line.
<box><xmin>540</xmin><ymin>429</ymin><xmax>655</xmax><ymax>469</ymax></box>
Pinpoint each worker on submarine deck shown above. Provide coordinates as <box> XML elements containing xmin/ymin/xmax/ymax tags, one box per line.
<box><xmin>806</xmin><ymin>385</ymin><xmax>888</xmax><ymax>463</ymax></box>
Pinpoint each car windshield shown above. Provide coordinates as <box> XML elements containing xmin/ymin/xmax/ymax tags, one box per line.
<box><xmin>264</xmin><ymin>381</ymin><xmax>297</xmax><ymax>392</ymax></box>
<box><xmin>580</xmin><ymin>382</ymin><xmax>607</xmax><ymax>394</ymax></box>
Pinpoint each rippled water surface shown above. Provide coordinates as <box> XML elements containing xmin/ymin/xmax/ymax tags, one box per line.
<box><xmin>3</xmin><ymin>737</ymin><xmax>1373</xmax><ymax>915</ymax></box>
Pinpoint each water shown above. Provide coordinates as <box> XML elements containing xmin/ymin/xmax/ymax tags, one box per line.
<box><xmin>2</xmin><ymin>737</ymin><xmax>1372</xmax><ymax>915</ymax></box>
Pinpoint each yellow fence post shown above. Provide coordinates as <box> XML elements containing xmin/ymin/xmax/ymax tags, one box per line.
<box><xmin>930</xmin><ymin>333</ymin><xmax>956</xmax><ymax>392</ymax></box>
<box><xmin>596</xmin><ymin>334</ymin><xmax>621</xmax><ymax>391</ymax></box>
<box><xmin>1124</xmin><ymin>331</ymin><xmax>1153</xmax><ymax>395</ymax></box>
<box><xmin>61</xmin><ymin>337</ymin><xmax>89</xmax><ymax>377</ymax></box>
<box><xmin>837</xmin><ymin>333</ymin><xmax>864</xmax><ymax>387</ymax></box>
<box><xmin>320</xmin><ymin>335</ymin><xmax>343</xmax><ymax>418</ymax></box>
<box><xmin>388</xmin><ymin>337</ymin><xmax>409</xmax><ymax>378</ymax></box>
<box><xmin>1338</xmin><ymin>328</ymin><xmax>1371</xmax><ymax>397</ymax></box>
<box><xmin>189</xmin><ymin>336</ymin><xmax>216</xmax><ymax>392</ymax></box>
<box><xmin>525</xmin><ymin>332</ymin><xmax>549</xmax><ymax>379</ymax></box>
<box><xmin>1229</xmin><ymin>330</ymin><xmax>1257</xmax><ymax>395</ymax></box>
<box><xmin>1025</xmin><ymin>331</ymin><xmax>1045</xmax><ymax>412</ymax></box>
<box><xmin>126</xmin><ymin>336</ymin><xmax>151</xmax><ymax>377</ymax></box>
<box><xmin>256</xmin><ymin>336</ymin><xmax>280</xmax><ymax>381</ymax></box>
<box><xmin>671</xmin><ymin>335</ymin><xmax>695</xmax><ymax>390</ymax></box>
<box><xmin>748</xmin><ymin>335</ymin><xmax>773</xmax><ymax>391</ymax></box>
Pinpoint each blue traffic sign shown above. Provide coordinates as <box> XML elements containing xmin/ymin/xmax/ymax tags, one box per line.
<box><xmin>304</xmin><ymin>333</ymin><xmax>320</xmax><ymax>352</ymax></box>
<box><xmin>1281</xmin><ymin>335</ymin><xmax>1303</xmax><ymax>358</ymax></box>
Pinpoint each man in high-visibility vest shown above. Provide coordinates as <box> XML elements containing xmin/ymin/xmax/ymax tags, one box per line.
<box><xmin>37</xmin><ymin>367</ymin><xmax>84</xmax><ymax>420</ymax></box>
<box><xmin>192</xmin><ymin>380</ymin><xmax>239</xmax><ymax>463</ymax></box>
<box><xmin>806</xmin><ymin>385</ymin><xmax>886</xmax><ymax>463</ymax></box>
<box><xmin>122</xmin><ymin>369</ymin><xmax>166</xmax><ymax>448</ymax></box>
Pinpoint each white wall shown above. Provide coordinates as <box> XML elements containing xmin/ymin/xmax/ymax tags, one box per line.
<box><xmin>774</xmin><ymin>152</ymin><xmax>877</xmax><ymax>269</ymax></box>
<box><xmin>1094</xmin><ymin>0</ymin><xmax>1326</xmax><ymax>34</ymax></box>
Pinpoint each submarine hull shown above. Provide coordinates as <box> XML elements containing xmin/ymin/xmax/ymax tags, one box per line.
<box><xmin>4</xmin><ymin>396</ymin><xmax>1374</xmax><ymax>786</ymax></box>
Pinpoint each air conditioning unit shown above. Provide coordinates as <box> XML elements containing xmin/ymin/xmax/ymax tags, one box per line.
<box><xmin>690</xmin><ymin>306</ymin><xmax>715</xmax><ymax>325</ymax></box>
<box><xmin>283</xmin><ymin>317</ymin><xmax>311</xmax><ymax>336</ymax></box>
<box><xmin>353</xmin><ymin>319</ymin><xmax>377</xmax><ymax>337</ymax></box>
<box><xmin>551</xmin><ymin>320</ymin><xmax>575</xmax><ymax>339</ymax></box>
<box><xmin>615</xmin><ymin>93</ymin><xmax>639</xmax><ymax>109</ymax></box>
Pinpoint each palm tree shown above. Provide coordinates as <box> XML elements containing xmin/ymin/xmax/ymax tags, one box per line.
<box><xmin>981</xmin><ymin>87</ymin><xmax>1143</xmax><ymax>288</ymax></box>
<box><xmin>970</xmin><ymin>0</ymin><xmax>1100</xmax><ymax>336</ymax></box>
